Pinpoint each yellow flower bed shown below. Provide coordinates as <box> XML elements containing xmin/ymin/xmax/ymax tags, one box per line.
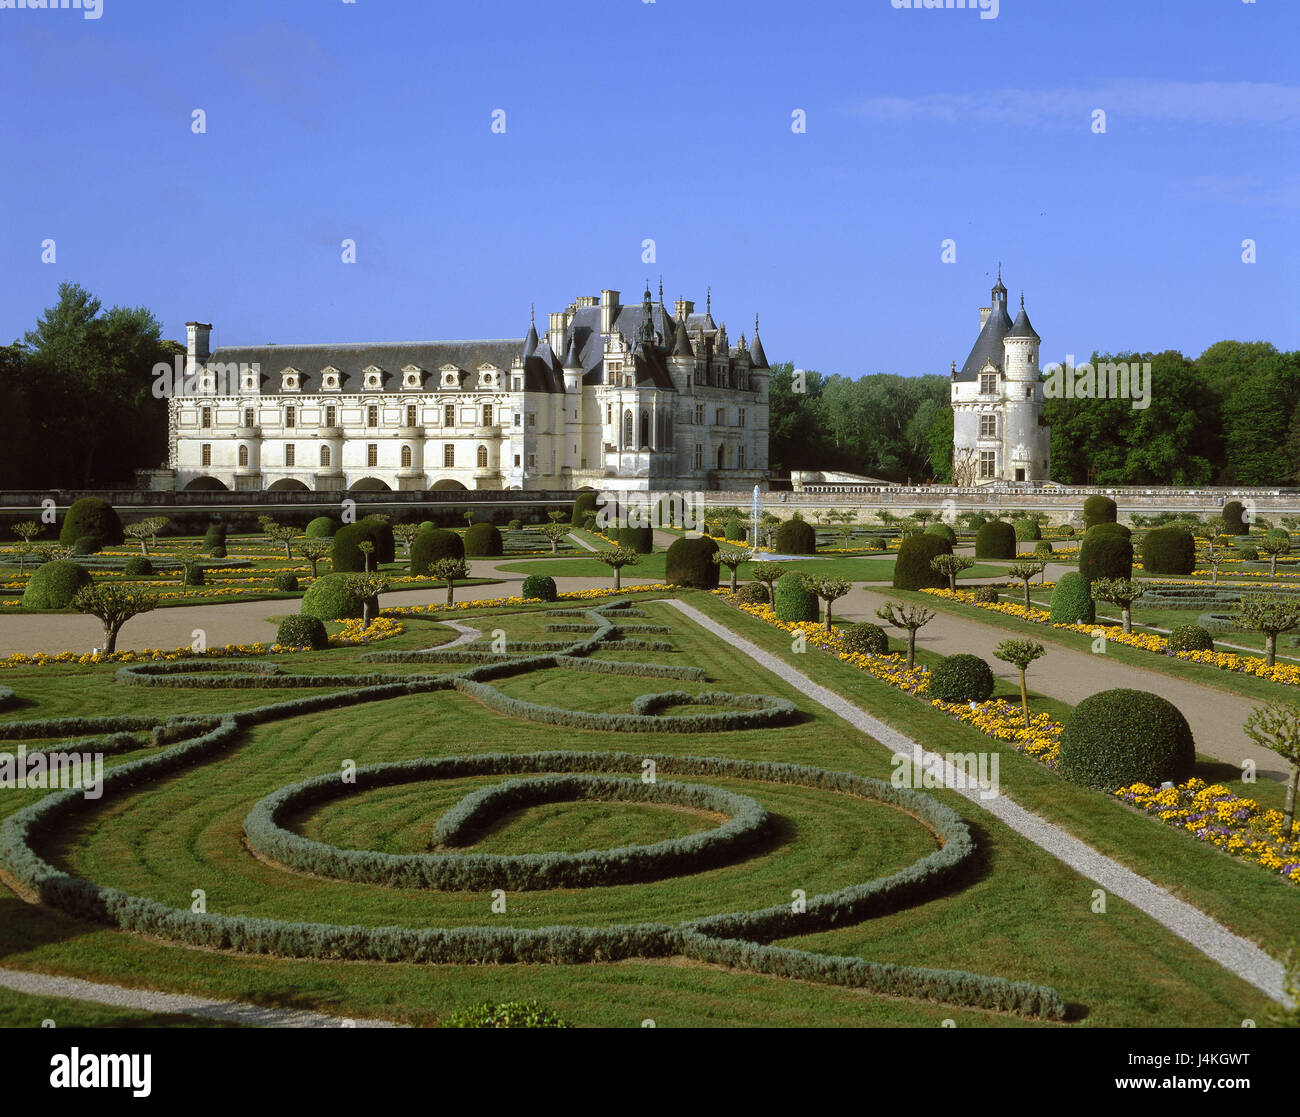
<box><xmin>1116</xmin><ymin>778</ymin><xmax>1300</xmax><ymax>884</ymax></box>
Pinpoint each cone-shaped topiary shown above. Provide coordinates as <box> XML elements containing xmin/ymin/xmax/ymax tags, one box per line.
<box><xmin>840</xmin><ymin>622</ymin><xmax>889</xmax><ymax>655</ymax></box>
<box><xmin>1059</xmin><ymin>689</ymin><xmax>1195</xmax><ymax>790</ymax></box>
<box><xmin>276</xmin><ymin>614</ymin><xmax>329</xmax><ymax>650</ymax></box>
<box><xmin>1013</xmin><ymin>519</ymin><xmax>1041</xmax><ymax>541</ymax></box>
<box><xmin>665</xmin><ymin>536</ymin><xmax>719</xmax><ymax>588</ymax></box>
<box><xmin>301</xmin><ymin>573</ymin><xmax>368</xmax><ymax>620</ymax></box>
<box><xmin>773</xmin><ymin>572</ymin><xmax>819</xmax><ymax>622</ymax></box>
<box><xmin>305</xmin><ymin>516</ymin><xmax>337</xmax><ymax>538</ymax></box>
<box><xmin>974</xmin><ymin>520</ymin><xmax>1016</xmax><ymax>559</ymax></box>
<box><xmin>928</xmin><ymin>653</ymin><xmax>995</xmax><ymax>703</ymax></box>
<box><xmin>1083</xmin><ymin>495</ymin><xmax>1117</xmax><ymax>528</ymax></box>
<box><xmin>59</xmin><ymin>498</ymin><xmax>122</xmax><ymax>547</ymax></box>
<box><xmin>23</xmin><ymin>560</ymin><xmax>92</xmax><ymax>608</ymax></box>
<box><xmin>775</xmin><ymin>518</ymin><xmax>816</xmax><ymax>555</ymax></box>
<box><xmin>410</xmin><ymin>528</ymin><xmax>464</xmax><ymax>575</ymax></box>
<box><xmin>892</xmin><ymin>533</ymin><xmax>952</xmax><ymax>590</ymax></box>
<box><xmin>1049</xmin><ymin>571</ymin><xmax>1094</xmax><ymax>624</ymax></box>
<box><xmin>520</xmin><ymin>573</ymin><xmax>558</xmax><ymax>601</ymax></box>
<box><xmin>1079</xmin><ymin>535</ymin><xmax>1133</xmax><ymax>583</ymax></box>
<box><xmin>925</xmin><ymin>522</ymin><xmax>956</xmax><ymax>545</ymax></box>
<box><xmin>1140</xmin><ymin>527</ymin><xmax>1195</xmax><ymax>575</ymax></box>
<box><xmin>464</xmin><ymin>522</ymin><xmax>503</xmax><ymax>557</ymax></box>
<box><xmin>616</xmin><ymin>526</ymin><xmax>654</xmax><ymax>553</ymax></box>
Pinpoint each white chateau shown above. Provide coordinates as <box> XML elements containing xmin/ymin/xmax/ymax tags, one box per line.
<box><xmin>949</xmin><ymin>269</ymin><xmax>1050</xmax><ymax>485</ymax></box>
<box><xmin>168</xmin><ymin>283</ymin><xmax>770</xmax><ymax>493</ymax></box>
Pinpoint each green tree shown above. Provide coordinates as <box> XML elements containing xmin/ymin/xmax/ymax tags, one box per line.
<box><xmin>711</xmin><ymin>548</ymin><xmax>751</xmax><ymax>593</ymax></box>
<box><xmin>1236</xmin><ymin>595</ymin><xmax>1300</xmax><ymax>667</ymax></box>
<box><xmin>802</xmin><ymin>576</ymin><xmax>851</xmax><ymax>632</ymax></box>
<box><xmin>748</xmin><ymin>561</ymin><xmax>785</xmax><ymax>603</ymax></box>
<box><xmin>930</xmin><ymin>554</ymin><xmax>975</xmax><ymax>592</ymax></box>
<box><xmin>431</xmin><ymin>558</ymin><xmax>470</xmax><ymax>606</ymax></box>
<box><xmin>593</xmin><ymin>547</ymin><xmax>640</xmax><ymax>590</ymax></box>
<box><xmin>71</xmin><ymin>584</ymin><xmax>159</xmax><ymax>655</ymax></box>
<box><xmin>1090</xmin><ymin>577</ymin><xmax>1147</xmax><ymax>634</ymax></box>
<box><xmin>874</xmin><ymin>599</ymin><xmax>935</xmax><ymax>668</ymax></box>
<box><xmin>1007</xmin><ymin>560</ymin><xmax>1048</xmax><ymax>609</ymax></box>
<box><xmin>994</xmin><ymin>639</ymin><xmax>1046</xmax><ymax>728</ymax></box>
<box><xmin>298</xmin><ymin>538</ymin><xmax>330</xmax><ymax>578</ymax></box>
<box><xmin>1242</xmin><ymin>701</ymin><xmax>1300</xmax><ymax>838</ymax></box>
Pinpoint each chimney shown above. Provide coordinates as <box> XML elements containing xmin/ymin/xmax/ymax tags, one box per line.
<box><xmin>599</xmin><ymin>290</ymin><xmax>620</xmax><ymax>335</ymax></box>
<box><xmin>548</xmin><ymin>311</ymin><xmax>568</xmax><ymax>364</ymax></box>
<box><xmin>979</xmin><ymin>307</ymin><xmax>991</xmax><ymax>328</ymax></box>
<box><xmin>186</xmin><ymin>321</ymin><xmax>212</xmax><ymax>366</ymax></box>
<box><xmin>674</xmin><ymin>298</ymin><xmax>695</xmax><ymax>320</ymax></box>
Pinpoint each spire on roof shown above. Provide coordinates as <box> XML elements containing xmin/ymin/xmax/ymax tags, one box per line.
<box><xmin>749</xmin><ymin>316</ymin><xmax>769</xmax><ymax>369</ymax></box>
<box><xmin>1007</xmin><ymin>296</ymin><xmax>1041</xmax><ymax>342</ymax></box>
<box><xmin>671</xmin><ymin>318</ymin><xmax>694</xmax><ymax>358</ymax></box>
<box><xmin>563</xmin><ymin>330</ymin><xmax>582</xmax><ymax>369</ymax></box>
<box><xmin>522</xmin><ymin>305</ymin><xmax>539</xmax><ymax>358</ymax></box>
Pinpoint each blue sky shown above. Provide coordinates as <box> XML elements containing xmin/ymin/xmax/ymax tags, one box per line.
<box><xmin>2</xmin><ymin>0</ymin><xmax>1296</xmax><ymax>377</ymax></box>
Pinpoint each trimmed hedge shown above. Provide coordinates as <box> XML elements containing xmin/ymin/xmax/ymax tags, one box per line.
<box><xmin>464</xmin><ymin>523</ymin><xmax>504</xmax><ymax>557</ymax></box>
<box><xmin>332</xmin><ymin>521</ymin><xmax>396</xmax><ymax>572</ymax></box>
<box><xmin>1083</xmin><ymin>522</ymin><xmax>1131</xmax><ymax>541</ymax></box>
<box><xmin>72</xmin><ymin>535</ymin><xmax>103</xmax><ymax>556</ymax></box>
<box><xmin>892</xmin><ymin>533</ymin><xmax>951</xmax><ymax>590</ymax></box>
<box><xmin>774</xmin><ymin>519</ymin><xmax>816</xmax><ymax>555</ymax></box>
<box><xmin>123</xmin><ymin>556</ymin><xmax>154</xmax><ymax>576</ymax></box>
<box><xmin>1049</xmin><ymin>572</ymin><xmax>1094</xmax><ymax>624</ymax></box>
<box><xmin>22</xmin><ymin>560</ymin><xmax>92</xmax><ymax>609</ymax></box>
<box><xmin>665</xmin><ymin>536</ymin><xmax>719</xmax><ymax>589</ymax></box>
<box><xmin>616</xmin><ymin>526</ymin><xmax>654</xmax><ymax>554</ymax></box>
<box><xmin>974</xmin><ymin>520</ymin><xmax>1016</xmax><ymax>559</ymax></box>
<box><xmin>1059</xmin><ymin>689</ymin><xmax>1195</xmax><ymax>790</ymax></box>
<box><xmin>520</xmin><ymin>574</ymin><xmax>558</xmax><ymax>601</ymax></box>
<box><xmin>1012</xmin><ymin>519</ymin><xmax>1041</xmax><ymax>542</ymax></box>
<box><xmin>773</xmin><ymin>572</ymin><xmax>819</xmax><ymax>622</ymax></box>
<box><xmin>276</xmin><ymin>615</ymin><xmax>329</xmax><ymax>650</ymax></box>
<box><xmin>410</xmin><ymin>528</ymin><xmax>465</xmax><ymax>575</ymax></box>
<box><xmin>273</xmin><ymin>573</ymin><xmax>299</xmax><ymax>592</ymax></box>
<box><xmin>839</xmin><ymin>623</ymin><xmax>889</xmax><ymax>656</ymax></box>
<box><xmin>59</xmin><ymin>498</ymin><xmax>123</xmax><ymax>547</ymax></box>
<box><xmin>974</xmin><ymin>586</ymin><xmax>1000</xmax><ymax>604</ymax></box>
<box><xmin>1079</xmin><ymin>535</ymin><xmax>1133</xmax><ymax>583</ymax></box>
<box><xmin>927</xmin><ymin>654</ymin><xmax>995</xmax><ymax>703</ymax></box>
<box><xmin>300</xmin><ymin>572</ymin><xmax>368</xmax><ymax>621</ymax></box>
<box><xmin>925</xmin><ymin>523</ymin><xmax>956</xmax><ymax>545</ymax></box>
<box><xmin>571</xmin><ymin>492</ymin><xmax>598</xmax><ymax>527</ymax></box>
<box><xmin>733</xmin><ymin>582</ymin><xmax>770</xmax><ymax>605</ymax></box>
<box><xmin>1168</xmin><ymin>624</ymin><xmax>1214</xmax><ymax>652</ymax></box>
<box><xmin>1141</xmin><ymin>527</ymin><xmax>1195</xmax><ymax>576</ymax></box>
<box><xmin>1083</xmin><ymin>495</ymin><xmax>1117</xmax><ymax>528</ymax></box>
<box><xmin>203</xmin><ymin>521</ymin><xmax>227</xmax><ymax>551</ymax></box>
<box><xmin>304</xmin><ymin>516</ymin><xmax>337</xmax><ymax>538</ymax></box>
<box><xmin>1222</xmin><ymin>500</ymin><xmax>1248</xmax><ymax>535</ymax></box>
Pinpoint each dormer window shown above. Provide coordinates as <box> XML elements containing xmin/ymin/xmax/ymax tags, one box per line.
<box><xmin>280</xmin><ymin>368</ymin><xmax>301</xmax><ymax>392</ymax></box>
<box><xmin>321</xmin><ymin>367</ymin><xmax>342</xmax><ymax>391</ymax></box>
<box><xmin>478</xmin><ymin>364</ymin><xmax>501</xmax><ymax>389</ymax></box>
<box><xmin>363</xmin><ymin>365</ymin><xmax>385</xmax><ymax>391</ymax></box>
<box><xmin>401</xmin><ymin>364</ymin><xmax>426</xmax><ymax>390</ymax></box>
<box><xmin>439</xmin><ymin>364</ymin><xmax>463</xmax><ymax>389</ymax></box>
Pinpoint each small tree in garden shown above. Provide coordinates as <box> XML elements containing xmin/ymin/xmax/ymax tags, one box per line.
<box><xmin>593</xmin><ymin>547</ymin><xmax>640</xmax><ymax>591</ymax></box>
<box><xmin>1258</xmin><ymin>533</ymin><xmax>1292</xmax><ymax>576</ymax></box>
<box><xmin>802</xmin><ymin>576</ymin><xmax>851</xmax><ymax>632</ymax></box>
<box><xmin>464</xmin><ymin>510</ymin><xmax>476</xmax><ymax>528</ymax></box>
<box><xmin>930</xmin><ymin>554</ymin><xmax>975</xmax><ymax>592</ymax></box>
<box><xmin>393</xmin><ymin>524</ymin><xmax>420</xmax><ymax>556</ymax></box>
<box><xmin>1005</xmin><ymin>560</ymin><xmax>1048</xmax><ymax>609</ymax></box>
<box><xmin>835</xmin><ymin>518</ymin><xmax>857</xmax><ymax>549</ymax></box>
<box><xmin>913</xmin><ymin>508</ymin><xmax>934</xmax><ymax>529</ymax></box>
<box><xmin>1236</xmin><ymin>595</ymin><xmax>1300</xmax><ymax>667</ymax></box>
<box><xmin>298</xmin><ymin>538</ymin><xmax>330</xmax><ymax>578</ymax></box>
<box><xmin>994</xmin><ymin>639</ymin><xmax>1046</xmax><ymax>729</ymax></box>
<box><xmin>125</xmin><ymin>516</ymin><xmax>169</xmax><ymax>556</ymax></box>
<box><xmin>431</xmin><ymin>558</ymin><xmax>470</xmax><ymax>606</ymax></box>
<box><xmin>748</xmin><ymin>561</ymin><xmax>784</xmax><ymax>603</ymax></box>
<box><xmin>874</xmin><ymin>599</ymin><xmax>936</xmax><ymax>668</ymax></box>
<box><xmin>264</xmin><ymin>521</ymin><xmax>301</xmax><ymax>561</ymax></box>
<box><xmin>1196</xmin><ymin>516</ymin><xmax>1230</xmax><ymax>585</ymax></box>
<box><xmin>11</xmin><ymin>521</ymin><xmax>39</xmax><ymax>574</ymax></box>
<box><xmin>71</xmin><ymin>584</ymin><xmax>159</xmax><ymax>654</ymax></box>
<box><xmin>175</xmin><ymin>545</ymin><xmax>204</xmax><ymax>583</ymax></box>
<box><xmin>346</xmin><ymin>573</ymin><xmax>391</xmax><ymax>626</ymax></box>
<box><xmin>34</xmin><ymin>543</ymin><xmax>70</xmax><ymax>563</ymax></box>
<box><xmin>712</xmin><ymin>548</ymin><xmax>751</xmax><ymax>593</ymax></box>
<box><xmin>1242</xmin><ymin>700</ymin><xmax>1300</xmax><ymax>838</ymax></box>
<box><xmin>547</xmin><ymin>510</ymin><xmax>567</xmax><ymax>524</ymax></box>
<box><xmin>357</xmin><ymin>540</ymin><xmax>376</xmax><ymax>573</ymax></box>
<box><xmin>540</xmin><ymin>521</ymin><xmax>570</xmax><ymax>554</ymax></box>
<box><xmin>1090</xmin><ymin>577</ymin><xmax>1148</xmax><ymax>634</ymax></box>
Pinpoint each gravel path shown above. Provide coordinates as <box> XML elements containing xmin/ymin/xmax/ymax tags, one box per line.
<box><xmin>662</xmin><ymin>598</ymin><xmax>1291</xmax><ymax>1007</ymax></box>
<box><xmin>0</xmin><ymin>967</ymin><xmax>405</xmax><ymax>1028</ymax></box>
<box><xmin>420</xmin><ymin>621</ymin><xmax>480</xmax><ymax>651</ymax></box>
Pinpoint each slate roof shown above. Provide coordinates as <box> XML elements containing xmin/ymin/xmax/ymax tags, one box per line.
<box><xmin>1007</xmin><ymin>304</ymin><xmax>1040</xmax><ymax>341</ymax></box>
<box><xmin>956</xmin><ymin>299</ymin><xmax>1014</xmax><ymax>382</ymax></box>
<box><xmin>749</xmin><ymin>331</ymin><xmax>769</xmax><ymax>369</ymax></box>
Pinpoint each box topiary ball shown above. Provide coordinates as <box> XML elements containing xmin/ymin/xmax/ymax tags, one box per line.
<box><xmin>1083</xmin><ymin>495</ymin><xmax>1117</xmax><ymax>528</ymax></box>
<box><xmin>775</xmin><ymin>519</ymin><xmax>816</xmax><ymax>555</ymax></box>
<box><xmin>733</xmin><ymin>582</ymin><xmax>770</xmax><ymax>605</ymax></box>
<box><xmin>1168</xmin><ymin>624</ymin><xmax>1214</xmax><ymax>652</ymax></box>
<box><xmin>1049</xmin><ymin>571</ymin><xmax>1094</xmax><ymax>624</ymax></box>
<box><xmin>464</xmin><ymin>522</ymin><xmax>503</xmax><ymax>557</ymax></box>
<box><xmin>520</xmin><ymin>573</ymin><xmax>558</xmax><ymax>601</ymax></box>
<box><xmin>664</xmin><ymin>536</ymin><xmax>719</xmax><ymax>588</ymax></box>
<box><xmin>1059</xmin><ymin>689</ymin><xmax>1195</xmax><ymax>790</ymax></box>
<box><xmin>1013</xmin><ymin>519</ymin><xmax>1041</xmax><ymax>542</ymax></box>
<box><xmin>59</xmin><ymin>497</ymin><xmax>123</xmax><ymax>547</ymax></box>
<box><xmin>301</xmin><ymin>573</ymin><xmax>368</xmax><ymax>620</ymax></box>
<box><xmin>273</xmin><ymin>573</ymin><xmax>300</xmax><ymax>592</ymax></box>
<box><xmin>839</xmin><ymin>622</ymin><xmax>888</xmax><ymax>655</ymax></box>
<box><xmin>123</xmin><ymin>556</ymin><xmax>153</xmax><ymax>577</ymax></box>
<box><xmin>276</xmin><ymin>614</ymin><xmax>329</xmax><ymax>650</ymax></box>
<box><xmin>72</xmin><ymin>535</ymin><xmax>103</xmax><ymax>556</ymax></box>
<box><xmin>975</xmin><ymin>520</ymin><xmax>1017</xmax><ymax>559</ymax></box>
<box><xmin>925</xmin><ymin>522</ymin><xmax>957</xmax><ymax>545</ymax></box>
<box><xmin>928</xmin><ymin>653</ymin><xmax>995</xmax><ymax>703</ymax></box>
<box><xmin>773</xmin><ymin>572</ymin><xmax>818</xmax><ymax>622</ymax></box>
<box><xmin>304</xmin><ymin>516</ymin><xmax>337</xmax><ymax>538</ymax></box>
<box><xmin>22</xmin><ymin>560</ymin><xmax>92</xmax><ymax>608</ymax></box>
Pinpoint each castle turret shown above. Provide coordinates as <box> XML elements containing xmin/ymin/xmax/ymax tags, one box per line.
<box><xmin>562</xmin><ymin>332</ymin><xmax>583</xmax><ymax>393</ymax></box>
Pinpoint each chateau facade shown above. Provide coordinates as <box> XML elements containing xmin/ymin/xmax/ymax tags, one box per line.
<box><xmin>168</xmin><ymin>284</ymin><xmax>770</xmax><ymax>493</ymax></box>
<box><xmin>949</xmin><ymin>270</ymin><xmax>1050</xmax><ymax>485</ymax></box>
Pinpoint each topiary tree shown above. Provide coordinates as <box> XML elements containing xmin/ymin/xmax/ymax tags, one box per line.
<box><xmin>59</xmin><ymin>497</ymin><xmax>123</xmax><ymax>547</ymax></box>
<box><xmin>1196</xmin><ymin>516</ymin><xmax>1230</xmax><ymax>585</ymax></box>
<box><xmin>593</xmin><ymin>547</ymin><xmax>640</xmax><ymax>591</ymax></box>
<box><xmin>840</xmin><ymin>622</ymin><xmax>889</xmax><ymax>656</ymax></box>
<box><xmin>124</xmin><ymin>518</ymin><xmax>167</xmax><ymax>556</ymax></box>
<box><xmin>1082</xmin><ymin>495</ymin><xmax>1117</xmax><ymax>528</ymax></box>
<box><xmin>974</xmin><ymin>520</ymin><xmax>1017</xmax><ymax>559</ymax></box>
<box><xmin>203</xmin><ymin>520</ymin><xmax>227</xmax><ymax>553</ymax></box>
<box><xmin>774</xmin><ymin>518</ymin><xmax>816</xmax><ymax>555</ymax></box>
<box><xmin>11</xmin><ymin>521</ymin><xmax>39</xmax><ymax>575</ymax></box>
<box><xmin>520</xmin><ymin>573</ymin><xmax>558</xmax><ymax>602</ymax></box>
<box><xmin>748</xmin><ymin>561</ymin><xmax>784</xmax><ymax>604</ymax></box>
<box><xmin>123</xmin><ymin>555</ymin><xmax>153</xmax><ymax>577</ymax></box>
<box><xmin>300</xmin><ymin>572</ymin><xmax>368</xmax><ymax>621</ymax></box>
<box><xmin>712</xmin><ymin>548</ymin><xmax>751</xmax><ymax>593</ymax></box>
<box><xmin>464</xmin><ymin>522</ymin><xmax>503</xmax><ymax>557</ymax></box>
<box><xmin>393</xmin><ymin>523</ymin><xmax>421</xmax><ymax>556</ymax></box>
<box><xmin>993</xmin><ymin>639</ymin><xmax>1046</xmax><ymax>729</ymax></box>
<box><xmin>298</xmin><ymin>538</ymin><xmax>331</xmax><ymax>578</ymax></box>
<box><xmin>664</xmin><ymin>536</ymin><xmax>719</xmax><ymax>589</ymax></box>
<box><xmin>616</xmin><ymin>526</ymin><xmax>655</xmax><ymax>554</ymax></box>
<box><xmin>273</xmin><ymin>572</ymin><xmax>299</xmax><ymax>592</ymax></box>
<box><xmin>1034</xmin><ymin>540</ymin><xmax>1054</xmax><ymax>559</ymax></box>
<box><xmin>431</xmin><ymin>558</ymin><xmax>470</xmax><ymax>606</ymax></box>
<box><xmin>1235</xmin><ymin>594</ymin><xmax>1300</xmax><ymax>667</ymax></box>
<box><xmin>264</xmin><ymin>520</ymin><xmax>301</xmax><ymax>561</ymax></box>
<box><xmin>571</xmin><ymin>491</ymin><xmax>598</xmax><ymax>528</ymax></box>
<box><xmin>1222</xmin><ymin>500</ymin><xmax>1249</xmax><ymax>536</ymax></box>
<box><xmin>1258</xmin><ymin>532</ymin><xmax>1292</xmax><ymax>577</ymax></box>
<box><xmin>732</xmin><ymin>582</ymin><xmax>770</xmax><ymax>605</ymax></box>
<box><xmin>774</xmin><ymin>571</ymin><xmax>819</xmax><ymax>623</ymax></box>
<box><xmin>70</xmin><ymin>584</ymin><xmax>158</xmax><ymax>654</ymax></box>
<box><xmin>802</xmin><ymin>576</ymin><xmax>851</xmax><ymax>632</ymax></box>
<box><xmin>892</xmin><ymin>533</ymin><xmax>952</xmax><ymax>591</ymax></box>
<box><xmin>276</xmin><ymin>614</ymin><xmax>329</xmax><ymax>650</ymax></box>
<box><xmin>723</xmin><ymin>516</ymin><xmax>747</xmax><ymax>543</ymax></box>
<box><xmin>1090</xmin><ymin>578</ymin><xmax>1147</xmax><ymax>634</ymax></box>
<box><xmin>305</xmin><ymin>516</ymin><xmax>337</xmax><ymax>538</ymax></box>
<box><xmin>925</xmin><ymin>522</ymin><xmax>957</xmax><ymax>546</ymax></box>
<box><xmin>928</xmin><ymin>653</ymin><xmax>995</xmax><ymax>703</ymax></box>
<box><xmin>22</xmin><ymin>560</ymin><xmax>92</xmax><ymax>608</ymax></box>
<box><xmin>332</xmin><ymin>521</ymin><xmax>395</xmax><ymax>573</ymax></box>
<box><xmin>1079</xmin><ymin>534</ymin><xmax>1133</xmax><ymax>584</ymax></box>
<box><xmin>1059</xmin><ymin>689</ymin><xmax>1195</xmax><ymax>790</ymax></box>
<box><xmin>1168</xmin><ymin>624</ymin><xmax>1214</xmax><ymax>652</ymax></box>
<box><xmin>1006</xmin><ymin>560</ymin><xmax>1048</xmax><ymax>609</ymax></box>
<box><xmin>1141</xmin><ymin>527</ymin><xmax>1196</xmax><ymax>576</ymax></box>
<box><xmin>537</xmin><ymin>522</ymin><xmax>570</xmax><ymax>554</ymax></box>
<box><xmin>72</xmin><ymin>536</ymin><xmax>103</xmax><ymax>556</ymax></box>
<box><xmin>408</xmin><ymin>529</ymin><xmax>465</xmax><ymax>578</ymax></box>
<box><xmin>357</xmin><ymin>540</ymin><xmax>376</xmax><ymax>573</ymax></box>
<box><xmin>1013</xmin><ymin>518</ymin><xmax>1041</xmax><ymax>542</ymax></box>
<box><xmin>346</xmin><ymin>573</ymin><xmax>390</xmax><ymax>626</ymax></box>
<box><xmin>874</xmin><ymin>599</ymin><xmax>935</xmax><ymax>668</ymax></box>
<box><xmin>1242</xmin><ymin>701</ymin><xmax>1300</xmax><ymax>838</ymax></box>
<box><xmin>1049</xmin><ymin>571</ymin><xmax>1095</xmax><ymax>624</ymax></box>
<box><xmin>929</xmin><ymin>553</ymin><xmax>974</xmax><ymax>592</ymax></box>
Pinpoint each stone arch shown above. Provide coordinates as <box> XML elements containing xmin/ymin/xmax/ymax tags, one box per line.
<box><xmin>349</xmin><ymin>477</ymin><xmax>391</xmax><ymax>492</ymax></box>
<box><xmin>431</xmin><ymin>478</ymin><xmax>468</xmax><ymax>491</ymax></box>
<box><xmin>183</xmin><ymin>476</ymin><xmax>227</xmax><ymax>491</ymax></box>
<box><xmin>267</xmin><ymin>478</ymin><xmax>309</xmax><ymax>492</ymax></box>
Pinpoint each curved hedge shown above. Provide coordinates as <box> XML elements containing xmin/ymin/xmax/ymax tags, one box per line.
<box><xmin>520</xmin><ymin>574</ymin><xmax>558</xmax><ymax>601</ymax></box>
<box><xmin>59</xmin><ymin>498</ymin><xmax>123</xmax><ymax>547</ymax></box>
<box><xmin>892</xmin><ymin>533</ymin><xmax>951</xmax><ymax>591</ymax></box>
<box><xmin>974</xmin><ymin>520</ymin><xmax>1017</xmax><ymax>559</ymax></box>
<box><xmin>665</xmin><ymin>536</ymin><xmax>719</xmax><ymax>589</ymax></box>
<box><xmin>1141</xmin><ymin>528</ymin><xmax>1195</xmax><ymax>576</ymax></box>
<box><xmin>22</xmin><ymin>560</ymin><xmax>92</xmax><ymax>609</ymax></box>
<box><xmin>410</xmin><ymin>529</ymin><xmax>465</xmax><ymax>575</ymax></box>
<box><xmin>305</xmin><ymin>516</ymin><xmax>337</xmax><ymax>538</ymax></box>
<box><xmin>616</xmin><ymin>526</ymin><xmax>654</xmax><ymax>554</ymax></box>
<box><xmin>1083</xmin><ymin>495</ymin><xmax>1117</xmax><ymax>528</ymax></box>
<box><xmin>1059</xmin><ymin>689</ymin><xmax>1195</xmax><ymax>790</ymax></box>
<box><xmin>276</xmin><ymin>615</ymin><xmax>329</xmax><ymax>650</ymax></box>
<box><xmin>1079</xmin><ymin>535</ymin><xmax>1133</xmax><ymax>583</ymax></box>
<box><xmin>464</xmin><ymin>523</ymin><xmax>503</xmax><ymax>557</ymax></box>
<box><xmin>927</xmin><ymin>654</ymin><xmax>995</xmax><ymax>703</ymax></box>
<box><xmin>773</xmin><ymin>572</ymin><xmax>818</xmax><ymax>622</ymax></box>
<box><xmin>300</xmin><ymin>573</ymin><xmax>368</xmax><ymax>621</ymax></box>
<box><xmin>775</xmin><ymin>519</ymin><xmax>816</xmax><ymax>555</ymax></box>
<box><xmin>839</xmin><ymin>623</ymin><xmax>888</xmax><ymax>656</ymax></box>
<box><xmin>332</xmin><ymin>521</ymin><xmax>396</xmax><ymax>572</ymax></box>
<box><xmin>1049</xmin><ymin>572</ymin><xmax>1095</xmax><ymax>624</ymax></box>
<box><xmin>925</xmin><ymin>523</ymin><xmax>956</xmax><ymax>546</ymax></box>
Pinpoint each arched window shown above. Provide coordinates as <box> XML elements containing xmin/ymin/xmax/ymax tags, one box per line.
<box><xmin>476</xmin><ymin>444</ymin><xmax>488</xmax><ymax>468</ymax></box>
<box><xmin>640</xmin><ymin>410</ymin><xmax>650</xmax><ymax>449</ymax></box>
<box><xmin>401</xmin><ymin>444</ymin><xmax>412</xmax><ymax>468</ymax></box>
<box><xmin>622</xmin><ymin>410</ymin><xmax>633</xmax><ymax>448</ymax></box>
<box><xmin>238</xmin><ymin>444</ymin><xmax>249</xmax><ymax>467</ymax></box>
<box><xmin>320</xmin><ymin>444</ymin><xmax>331</xmax><ymax>468</ymax></box>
